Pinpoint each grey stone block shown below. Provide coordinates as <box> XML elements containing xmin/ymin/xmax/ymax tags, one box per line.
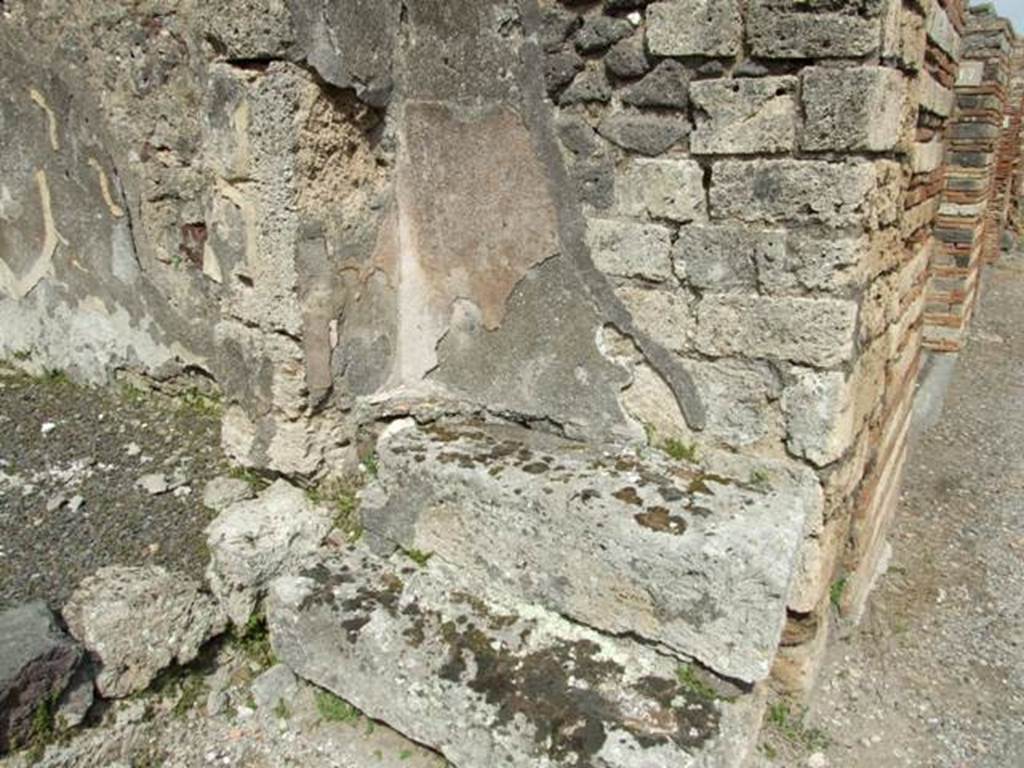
<box><xmin>205</xmin><ymin>480</ymin><xmax>333</xmax><ymax>627</ymax></box>
<box><xmin>268</xmin><ymin>548</ymin><xmax>766</xmax><ymax>768</ymax></box>
<box><xmin>801</xmin><ymin>66</ymin><xmax>906</xmax><ymax>152</ymax></box>
<box><xmin>559</xmin><ymin>68</ymin><xmax>613</xmax><ymax>105</ymax></box>
<box><xmin>358</xmin><ymin>422</ymin><xmax>816</xmax><ymax>682</ymax></box>
<box><xmin>647</xmin><ymin>0</ymin><xmax>742</xmax><ymax>57</ymax></box>
<box><xmin>616</xmin><ymin>158</ymin><xmax>706</xmax><ymax>223</ymax></box>
<box><xmin>710</xmin><ymin>159</ymin><xmax>890</xmax><ymax>228</ymax></box>
<box><xmin>585</xmin><ymin>217</ymin><xmax>674</xmax><ymax>281</ymax></box>
<box><xmin>62</xmin><ymin>567</ymin><xmax>225</xmax><ymax>698</ymax></box>
<box><xmin>605</xmin><ymin>37</ymin><xmax>651</xmax><ymax>79</ymax></box>
<box><xmin>747</xmin><ymin>1</ymin><xmax>883</xmax><ymax>58</ymax></box>
<box><xmin>0</xmin><ymin>601</ymin><xmax>82</xmax><ymax>752</ymax></box>
<box><xmin>695</xmin><ymin>294</ymin><xmax>858</xmax><ymax>368</ymax></box>
<box><xmin>690</xmin><ymin>77</ymin><xmax>798</xmax><ymax>155</ymax></box>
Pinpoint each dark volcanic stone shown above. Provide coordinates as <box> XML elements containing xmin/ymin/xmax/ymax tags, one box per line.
<box><xmin>559</xmin><ymin>69</ymin><xmax>612</xmax><ymax>105</ymax></box>
<box><xmin>574</xmin><ymin>15</ymin><xmax>632</xmax><ymax>53</ymax></box>
<box><xmin>597</xmin><ymin>112</ymin><xmax>690</xmax><ymax>155</ymax></box>
<box><xmin>621</xmin><ymin>60</ymin><xmax>689</xmax><ymax>109</ymax></box>
<box><xmin>545</xmin><ymin>49</ymin><xmax>586</xmax><ymax>94</ymax></box>
<box><xmin>604</xmin><ymin>37</ymin><xmax>651</xmax><ymax>79</ymax></box>
<box><xmin>0</xmin><ymin>601</ymin><xmax>82</xmax><ymax>753</ymax></box>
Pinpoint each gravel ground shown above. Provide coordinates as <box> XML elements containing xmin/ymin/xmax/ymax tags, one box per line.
<box><xmin>783</xmin><ymin>254</ymin><xmax>1024</xmax><ymax>767</ymax></box>
<box><xmin>0</xmin><ymin>369</ymin><xmax>226</xmax><ymax>610</ymax></box>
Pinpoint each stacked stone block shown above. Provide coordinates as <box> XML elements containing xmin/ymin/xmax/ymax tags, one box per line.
<box><xmin>544</xmin><ymin>0</ymin><xmax>962</xmax><ymax>695</ymax></box>
<box><xmin>927</xmin><ymin>7</ymin><xmax>1015</xmax><ymax>351</ymax></box>
<box><xmin>989</xmin><ymin>40</ymin><xmax>1024</xmax><ymax>254</ymax></box>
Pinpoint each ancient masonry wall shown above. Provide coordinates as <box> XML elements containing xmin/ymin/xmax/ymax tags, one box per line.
<box><xmin>2</xmin><ymin>0</ymin><xmax>1024</xmax><ymax>706</ymax></box>
<box><xmin>926</xmin><ymin>7</ymin><xmax>1016</xmax><ymax>351</ymax></box>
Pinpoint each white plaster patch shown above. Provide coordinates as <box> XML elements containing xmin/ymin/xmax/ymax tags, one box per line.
<box><xmin>0</xmin><ymin>170</ymin><xmax>66</xmax><ymax>299</ymax></box>
<box><xmin>29</xmin><ymin>88</ymin><xmax>59</xmax><ymax>151</ymax></box>
<box><xmin>86</xmin><ymin>158</ymin><xmax>125</xmax><ymax>218</ymax></box>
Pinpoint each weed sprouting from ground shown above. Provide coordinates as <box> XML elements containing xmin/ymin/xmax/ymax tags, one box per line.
<box><xmin>676</xmin><ymin>664</ymin><xmax>717</xmax><ymax>701</ymax></box>
<box><xmin>765</xmin><ymin>701</ymin><xmax>830</xmax><ymax>752</ymax></box>
<box><xmin>403</xmin><ymin>548</ymin><xmax>434</xmax><ymax>568</ymax></box>
<box><xmin>308</xmin><ymin>476</ymin><xmax>364</xmax><ymax>542</ymax></box>
<box><xmin>661</xmin><ymin>438</ymin><xmax>699</xmax><ymax>463</ymax></box>
<box><xmin>235</xmin><ymin>612</ymin><xmax>275</xmax><ymax>669</ymax></box>
<box><xmin>228</xmin><ymin>465</ymin><xmax>271</xmax><ymax>493</ymax></box>
<box><xmin>830</xmin><ymin>576</ymin><xmax>848</xmax><ymax>612</ymax></box>
<box><xmin>315</xmin><ymin>689</ymin><xmax>360</xmax><ymax>723</ymax></box>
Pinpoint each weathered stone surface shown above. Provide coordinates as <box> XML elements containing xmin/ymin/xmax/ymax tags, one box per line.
<box><xmin>559</xmin><ymin>68</ymin><xmax>612</xmax><ymax>105</ymax></box>
<box><xmin>597</xmin><ymin>112</ymin><xmax>690</xmax><ymax>155</ymax></box>
<box><xmin>614</xmin><ymin>285</ymin><xmax>694</xmax><ymax>353</ymax></box>
<box><xmin>782</xmin><ymin>369</ymin><xmax>856</xmax><ymax>467</ymax></box>
<box><xmin>575</xmin><ymin>15</ymin><xmax>633</xmax><ymax>53</ymax></box>
<box><xmin>616</xmin><ymin>159</ymin><xmax>706</xmax><ymax>223</ymax></box>
<box><xmin>0</xmin><ymin>601</ymin><xmax>82</xmax><ymax>752</ymax></box>
<box><xmin>205</xmin><ymin>480</ymin><xmax>333</xmax><ymax>627</ymax></box>
<box><xmin>251</xmin><ymin>664</ymin><xmax>299</xmax><ymax>715</ymax></box>
<box><xmin>696</xmin><ymin>295</ymin><xmax>858</xmax><ymax>368</ymax></box>
<box><xmin>679</xmin><ymin>359</ymin><xmax>783</xmax><ymax>448</ymax></box>
<box><xmin>710</xmin><ymin>160</ymin><xmax>897</xmax><ymax>229</ymax></box>
<box><xmin>673</xmin><ymin>226</ymin><xmax>768</xmax><ymax>291</ymax></box>
<box><xmin>268</xmin><ymin>548</ymin><xmax>766</xmax><ymax>767</ymax></box>
<box><xmin>585</xmin><ymin>217</ymin><xmax>673</xmax><ymax>281</ymax></box>
<box><xmin>545</xmin><ymin>49</ymin><xmax>585</xmax><ymax>93</ymax></box>
<box><xmin>801</xmin><ymin>67</ymin><xmax>906</xmax><ymax>152</ymax></box>
<box><xmin>359</xmin><ymin>422</ymin><xmax>815</xmax><ymax>682</ymax></box>
<box><xmin>747</xmin><ymin>1</ymin><xmax>884</xmax><ymax>58</ymax></box>
<box><xmin>690</xmin><ymin>77</ymin><xmax>798</xmax><ymax>155</ymax></box>
<box><xmin>647</xmin><ymin>1</ymin><xmax>742</xmax><ymax>57</ymax></box>
<box><xmin>62</xmin><ymin>567</ymin><xmax>225</xmax><ymax>698</ymax></box>
<box><xmin>605</xmin><ymin>37</ymin><xmax>651</xmax><ymax>79</ymax></box>
<box><xmin>620</xmin><ymin>61</ymin><xmax>689</xmax><ymax>109</ymax></box>
<box><xmin>202</xmin><ymin>476</ymin><xmax>256</xmax><ymax>511</ymax></box>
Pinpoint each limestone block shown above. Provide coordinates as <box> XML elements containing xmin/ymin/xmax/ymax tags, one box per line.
<box><xmin>801</xmin><ymin>67</ymin><xmax>907</xmax><ymax>152</ymax></box>
<box><xmin>782</xmin><ymin>369</ymin><xmax>856</xmax><ymax>467</ymax></box>
<box><xmin>0</xmin><ymin>602</ymin><xmax>82</xmax><ymax>752</ymax></box>
<box><xmin>359</xmin><ymin>422</ymin><xmax>817</xmax><ymax>682</ymax></box>
<box><xmin>614</xmin><ymin>284</ymin><xmax>694</xmax><ymax>352</ymax></box>
<box><xmin>267</xmin><ymin>549</ymin><xmax>764</xmax><ymax>768</ymax></box>
<box><xmin>758</xmin><ymin>231</ymin><xmax>864</xmax><ymax>294</ymax></box>
<box><xmin>918</xmin><ymin>69</ymin><xmax>955</xmax><ymax>116</ymax></box>
<box><xmin>616</xmin><ymin>158</ymin><xmax>706</xmax><ymax>223</ymax></box>
<box><xmin>956</xmin><ymin>60</ymin><xmax>984</xmax><ymax>87</ymax></box>
<box><xmin>911</xmin><ymin>138</ymin><xmax>945</xmax><ymax>174</ymax></box>
<box><xmin>747</xmin><ymin>1</ymin><xmax>884</xmax><ymax>58</ymax></box>
<box><xmin>63</xmin><ymin>567</ymin><xmax>225</xmax><ymax>698</ymax></box>
<box><xmin>673</xmin><ymin>225</ymin><xmax>768</xmax><ymax>291</ymax></box>
<box><xmin>681</xmin><ymin>358</ymin><xmax>783</xmax><ymax>448</ymax></box>
<box><xmin>927</xmin><ymin>1</ymin><xmax>960</xmax><ymax>59</ymax></box>
<box><xmin>690</xmin><ymin>77</ymin><xmax>798</xmax><ymax>155</ymax></box>
<box><xmin>788</xmin><ymin>513</ymin><xmax>849</xmax><ymax>615</ymax></box>
<box><xmin>695</xmin><ymin>295</ymin><xmax>858</xmax><ymax>367</ymax></box>
<box><xmin>585</xmin><ymin>217</ymin><xmax>673</xmax><ymax>281</ymax></box>
<box><xmin>205</xmin><ymin>480</ymin><xmax>333</xmax><ymax>627</ymax></box>
<box><xmin>646</xmin><ymin>0</ymin><xmax>742</xmax><ymax>57</ymax></box>
<box><xmin>710</xmin><ymin>159</ymin><xmax>894</xmax><ymax>229</ymax></box>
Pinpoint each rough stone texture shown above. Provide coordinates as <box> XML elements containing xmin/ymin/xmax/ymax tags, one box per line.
<box><xmin>616</xmin><ymin>159</ymin><xmax>706</xmax><ymax>223</ymax></box>
<box><xmin>202</xmin><ymin>476</ymin><xmax>256</xmax><ymax>511</ymax></box>
<box><xmin>585</xmin><ymin>218</ymin><xmax>674</xmax><ymax>281</ymax></box>
<box><xmin>205</xmin><ymin>480</ymin><xmax>332</xmax><ymax>627</ymax></box>
<box><xmin>747</xmin><ymin>0</ymin><xmax>885</xmax><ymax>58</ymax></box>
<box><xmin>646</xmin><ymin>0</ymin><xmax>742</xmax><ymax>57</ymax></box>
<box><xmin>597</xmin><ymin>112</ymin><xmax>690</xmax><ymax>156</ymax></box>
<box><xmin>801</xmin><ymin>66</ymin><xmax>907</xmax><ymax>152</ymax></box>
<box><xmin>710</xmin><ymin>160</ymin><xmax>899</xmax><ymax>229</ymax></box>
<box><xmin>268</xmin><ymin>548</ymin><xmax>767</xmax><ymax>768</ymax></box>
<box><xmin>0</xmin><ymin>601</ymin><xmax>82</xmax><ymax>753</ymax></box>
<box><xmin>781</xmin><ymin>369</ymin><xmax>856</xmax><ymax>467</ymax></box>
<box><xmin>690</xmin><ymin>77</ymin><xmax>799</xmax><ymax>155</ymax></box>
<box><xmin>696</xmin><ymin>295</ymin><xmax>858</xmax><ymax>368</ymax></box>
<box><xmin>620</xmin><ymin>61</ymin><xmax>689</xmax><ymax>109</ymax></box>
<box><xmin>358</xmin><ymin>422</ymin><xmax>815</xmax><ymax>683</ymax></box>
<box><xmin>62</xmin><ymin>566</ymin><xmax>225</xmax><ymax>698</ymax></box>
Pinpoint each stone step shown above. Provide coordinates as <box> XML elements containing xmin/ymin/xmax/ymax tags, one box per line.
<box><xmin>359</xmin><ymin>422</ymin><xmax>818</xmax><ymax>683</ymax></box>
<box><xmin>266</xmin><ymin>547</ymin><xmax>766</xmax><ymax>768</ymax></box>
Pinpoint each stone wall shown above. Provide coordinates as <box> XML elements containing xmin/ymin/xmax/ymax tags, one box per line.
<box><xmin>2</xmin><ymin>0</ymin><xmax>1023</xmax><ymax>709</ymax></box>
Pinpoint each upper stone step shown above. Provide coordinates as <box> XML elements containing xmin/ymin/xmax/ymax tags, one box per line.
<box><xmin>359</xmin><ymin>422</ymin><xmax>816</xmax><ymax>683</ymax></box>
<box><xmin>267</xmin><ymin>547</ymin><xmax>765</xmax><ymax>768</ymax></box>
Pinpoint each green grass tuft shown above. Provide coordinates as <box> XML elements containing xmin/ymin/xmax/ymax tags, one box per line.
<box><xmin>661</xmin><ymin>438</ymin><xmax>699</xmax><ymax>463</ymax></box>
<box><xmin>676</xmin><ymin>664</ymin><xmax>717</xmax><ymax>701</ymax></box>
<box><xmin>315</xmin><ymin>689</ymin><xmax>361</xmax><ymax>723</ymax></box>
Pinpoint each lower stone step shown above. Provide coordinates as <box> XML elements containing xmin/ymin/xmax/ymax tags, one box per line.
<box><xmin>359</xmin><ymin>421</ymin><xmax>817</xmax><ymax>683</ymax></box>
<box><xmin>267</xmin><ymin>547</ymin><xmax>766</xmax><ymax>768</ymax></box>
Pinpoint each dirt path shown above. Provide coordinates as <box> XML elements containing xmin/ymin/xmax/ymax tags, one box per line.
<box><xmin>0</xmin><ymin>370</ymin><xmax>225</xmax><ymax>609</ymax></box>
<box><xmin>804</xmin><ymin>255</ymin><xmax>1024</xmax><ymax>767</ymax></box>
